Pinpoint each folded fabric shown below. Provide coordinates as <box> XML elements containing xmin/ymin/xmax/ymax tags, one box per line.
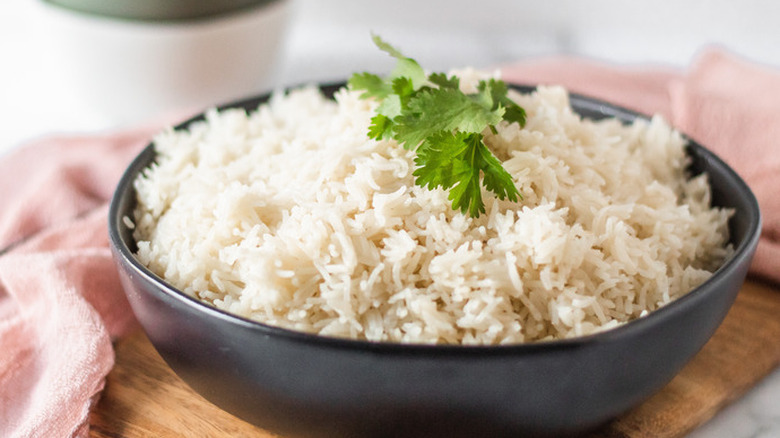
<box><xmin>0</xmin><ymin>50</ymin><xmax>778</xmax><ymax>437</ymax></box>
<box><xmin>0</xmin><ymin>130</ymin><xmax>155</xmax><ymax>437</ymax></box>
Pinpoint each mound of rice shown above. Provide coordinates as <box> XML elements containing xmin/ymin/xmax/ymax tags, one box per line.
<box><xmin>132</xmin><ymin>74</ymin><xmax>733</xmax><ymax>344</ymax></box>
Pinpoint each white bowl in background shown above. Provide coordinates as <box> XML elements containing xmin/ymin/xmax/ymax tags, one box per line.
<box><xmin>37</xmin><ymin>0</ymin><xmax>290</xmax><ymax>125</ymax></box>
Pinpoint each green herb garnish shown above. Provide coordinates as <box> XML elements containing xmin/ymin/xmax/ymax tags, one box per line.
<box><xmin>348</xmin><ymin>35</ymin><xmax>526</xmax><ymax>218</ymax></box>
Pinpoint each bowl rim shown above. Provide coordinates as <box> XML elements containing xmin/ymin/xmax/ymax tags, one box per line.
<box><xmin>42</xmin><ymin>0</ymin><xmax>283</xmax><ymax>23</ymax></box>
<box><xmin>108</xmin><ymin>82</ymin><xmax>762</xmax><ymax>355</ymax></box>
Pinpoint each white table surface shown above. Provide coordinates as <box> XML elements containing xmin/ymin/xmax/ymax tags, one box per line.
<box><xmin>1</xmin><ymin>1</ymin><xmax>778</xmax><ymax>436</ymax></box>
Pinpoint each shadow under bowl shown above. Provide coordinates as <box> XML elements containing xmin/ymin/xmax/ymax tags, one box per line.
<box><xmin>108</xmin><ymin>84</ymin><xmax>761</xmax><ymax>438</ymax></box>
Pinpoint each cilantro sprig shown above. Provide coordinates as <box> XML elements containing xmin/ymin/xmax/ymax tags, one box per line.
<box><xmin>349</xmin><ymin>35</ymin><xmax>525</xmax><ymax>218</ymax></box>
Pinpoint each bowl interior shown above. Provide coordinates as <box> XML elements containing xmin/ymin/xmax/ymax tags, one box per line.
<box><xmin>109</xmin><ymin>83</ymin><xmax>762</xmax><ymax>350</ymax></box>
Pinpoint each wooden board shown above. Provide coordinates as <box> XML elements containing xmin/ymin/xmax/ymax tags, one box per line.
<box><xmin>89</xmin><ymin>280</ymin><xmax>780</xmax><ymax>438</ymax></box>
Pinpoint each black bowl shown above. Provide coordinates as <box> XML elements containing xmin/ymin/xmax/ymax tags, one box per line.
<box><xmin>108</xmin><ymin>84</ymin><xmax>761</xmax><ymax>438</ymax></box>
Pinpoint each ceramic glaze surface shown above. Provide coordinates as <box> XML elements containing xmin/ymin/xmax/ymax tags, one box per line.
<box><xmin>109</xmin><ymin>84</ymin><xmax>761</xmax><ymax>438</ymax></box>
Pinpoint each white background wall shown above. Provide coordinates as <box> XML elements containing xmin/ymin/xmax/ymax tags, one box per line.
<box><xmin>280</xmin><ymin>0</ymin><xmax>780</xmax><ymax>83</ymax></box>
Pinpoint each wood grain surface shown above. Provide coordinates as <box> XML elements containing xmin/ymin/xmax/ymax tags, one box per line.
<box><xmin>89</xmin><ymin>280</ymin><xmax>780</xmax><ymax>438</ymax></box>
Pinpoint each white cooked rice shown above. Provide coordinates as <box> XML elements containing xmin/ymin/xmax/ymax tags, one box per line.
<box><xmin>132</xmin><ymin>73</ymin><xmax>733</xmax><ymax>345</ymax></box>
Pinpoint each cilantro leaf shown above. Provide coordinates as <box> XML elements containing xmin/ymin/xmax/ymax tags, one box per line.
<box><xmin>390</xmin><ymin>58</ymin><xmax>427</xmax><ymax>90</ymax></box>
<box><xmin>371</xmin><ymin>34</ymin><xmax>427</xmax><ymax>89</ymax></box>
<box><xmin>503</xmin><ymin>104</ymin><xmax>526</xmax><ymax>126</ymax></box>
<box><xmin>368</xmin><ymin>114</ymin><xmax>393</xmax><ymax>140</ymax></box>
<box><xmin>391</xmin><ymin>77</ymin><xmax>416</xmax><ymax>107</ymax></box>
<box><xmin>428</xmin><ymin>73</ymin><xmax>460</xmax><ymax>90</ymax></box>
<box><xmin>449</xmin><ymin>165</ymin><xmax>484</xmax><ymax>217</ymax></box>
<box><xmin>477</xmin><ymin>78</ymin><xmax>527</xmax><ymax>126</ymax></box>
<box><xmin>376</xmin><ymin>94</ymin><xmax>402</xmax><ymax>119</ymax></box>
<box><xmin>414</xmin><ymin>132</ymin><xmax>486</xmax><ymax>217</ymax></box>
<box><xmin>371</xmin><ymin>33</ymin><xmax>406</xmax><ymax>59</ymax></box>
<box><xmin>447</xmin><ymin>133</ymin><xmax>487</xmax><ymax>217</ymax></box>
<box><xmin>414</xmin><ymin>132</ymin><xmax>520</xmax><ymax>216</ymax></box>
<box><xmin>477</xmin><ymin>79</ymin><xmax>507</xmax><ymax>110</ymax></box>
<box><xmin>413</xmin><ymin>131</ymin><xmax>470</xmax><ymax>190</ymax></box>
<box><xmin>394</xmin><ymin>88</ymin><xmax>504</xmax><ymax>149</ymax></box>
<box><xmin>476</xmin><ymin>141</ymin><xmax>521</xmax><ymax>202</ymax></box>
<box><xmin>355</xmin><ymin>35</ymin><xmax>527</xmax><ymax>217</ymax></box>
<box><xmin>349</xmin><ymin>72</ymin><xmax>393</xmax><ymax>100</ymax></box>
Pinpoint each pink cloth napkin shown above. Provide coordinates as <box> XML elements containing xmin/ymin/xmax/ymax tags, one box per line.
<box><xmin>0</xmin><ymin>130</ymin><xmax>155</xmax><ymax>437</ymax></box>
<box><xmin>0</xmin><ymin>50</ymin><xmax>778</xmax><ymax>437</ymax></box>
